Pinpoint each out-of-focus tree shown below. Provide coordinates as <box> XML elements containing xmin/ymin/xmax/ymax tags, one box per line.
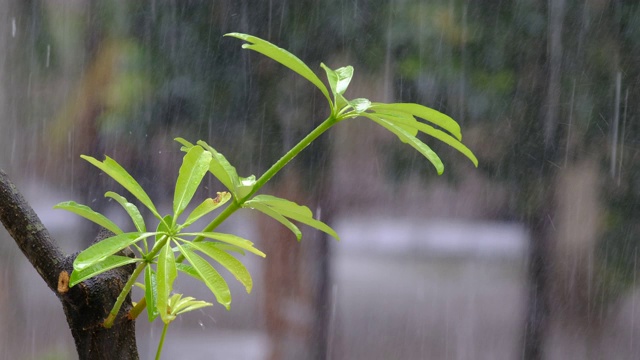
<box><xmin>383</xmin><ymin>0</ymin><xmax>640</xmax><ymax>358</ymax></box>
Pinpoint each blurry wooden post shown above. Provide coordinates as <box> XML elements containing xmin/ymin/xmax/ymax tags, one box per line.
<box><xmin>260</xmin><ymin>170</ymin><xmax>332</xmax><ymax>360</ymax></box>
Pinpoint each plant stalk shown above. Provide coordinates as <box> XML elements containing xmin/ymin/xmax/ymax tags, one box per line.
<box><xmin>203</xmin><ymin>115</ymin><xmax>335</xmax><ymax>235</ymax></box>
<box><xmin>175</xmin><ymin>115</ymin><xmax>336</xmax><ymax>261</ymax></box>
<box><xmin>155</xmin><ymin>322</ymin><xmax>170</xmax><ymax>360</ymax></box>
<box><xmin>129</xmin><ymin>297</ymin><xmax>147</xmax><ymax>320</ymax></box>
<box><xmin>247</xmin><ymin>115</ymin><xmax>336</xmax><ymax>198</ymax></box>
<box><xmin>104</xmin><ymin>261</ymin><xmax>147</xmax><ymax>328</ymax></box>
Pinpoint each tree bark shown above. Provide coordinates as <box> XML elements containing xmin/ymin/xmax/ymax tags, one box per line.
<box><xmin>0</xmin><ymin>169</ymin><xmax>139</xmax><ymax>359</ymax></box>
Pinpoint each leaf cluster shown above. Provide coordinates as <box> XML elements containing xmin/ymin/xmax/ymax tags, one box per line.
<box><xmin>226</xmin><ymin>33</ymin><xmax>477</xmax><ymax>175</ymax></box>
<box><xmin>56</xmin><ymin>140</ymin><xmax>335</xmax><ymax>324</ymax></box>
<box><xmin>55</xmin><ymin>32</ymin><xmax>477</xmax><ymax>358</ymax></box>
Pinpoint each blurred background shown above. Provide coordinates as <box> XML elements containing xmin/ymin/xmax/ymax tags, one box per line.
<box><xmin>1</xmin><ymin>1</ymin><xmax>639</xmax><ymax>359</ymax></box>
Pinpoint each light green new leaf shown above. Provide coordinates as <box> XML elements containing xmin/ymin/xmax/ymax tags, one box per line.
<box><xmin>69</xmin><ymin>255</ymin><xmax>142</xmax><ymax>287</ymax></box>
<box><xmin>348</xmin><ymin>98</ymin><xmax>372</xmax><ymax>114</ymax></box>
<box><xmin>173</xmin><ymin>145</ymin><xmax>213</xmax><ymax>217</ymax></box>
<box><xmin>181</xmin><ymin>232</ymin><xmax>266</xmax><ymax>257</ymax></box>
<box><xmin>235</xmin><ymin>175</ymin><xmax>256</xmax><ymax>200</ymax></box>
<box><xmin>105</xmin><ymin>192</ymin><xmax>146</xmax><ymax>232</ymax></box>
<box><xmin>320</xmin><ymin>63</ymin><xmax>352</xmax><ymax>110</ymax></box>
<box><xmin>370</xmin><ymin>103</ymin><xmax>462</xmax><ymax>141</ymax></box>
<box><xmin>74</xmin><ymin>232</ymin><xmax>155</xmax><ymax>271</ymax></box>
<box><xmin>170</xmin><ymin>295</ymin><xmax>212</xmax><ymax>316</ymax></box>
<box><xmin>176</xmin><ymin>243</ymin><xmax>231</xmax><ymax>310</ymax></box>
<box><xmin>81</xmin><ymin>155</ymin><xmax>161</xmax><ymax>219</ymax></box>
<box><xmin>247</xmin><ymin>195</ymin><xmax>339</xmax><ymax>240</ymax></box>
<box><xmin>320</xmin><ymin>63</ymin><xmax>354</xmax><ymax>96</ymax></box>
<box><xmin>365</xmin><ymin>114</ymin><xmax>444</xmax><ymax>174</ymax></box>
<box><xmin>144</xmin><ymin>266</ymin><xmax>159</xmax><ymax>322</ymax></box>
<box><xmin>243</xmin><ymin>201</ymin><xmax>302</xmax><ymax>241</ymax></box>
<box><xmin>174</xmin><ymin>137</ymin><xmax>194</xmax><ymax>151</ymax></box>
<box><xmin>187</xmin><ymin>241</ymin><xmax>253</xmax><ymax>293</ymax></box>
<box><xmin>182</xmin><ymin>192</ymin><xmax>232</xmax><ymax>228</ymax></box>
<box><xmin>174</xmin><ymin>300</ymin><xmax>213</xmax><ymax>316</ymax></box>
<box><xmin>157</xmin><ymin>239</ymin><xmax>177</xmax><ymax>324</ymax></box>
<box><xmin>225</xmin><ymin>33</ymin><xmax>332</xmax><ymax>107</ymax></box>
<box><xmin>54</xmin><ymin>201</ymin><xmax>123</xmax><ymax>235</ymax></box>
<box><xmin>197</xmin><ymin>140</ymin><xmax>239</xmax><ymax>192</ymax></box>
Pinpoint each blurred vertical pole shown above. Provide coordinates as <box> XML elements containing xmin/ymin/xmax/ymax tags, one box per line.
<box><xmin>522</xmin><ymin>0</ymin><xmax>565</xmax><ymax>358</ymax></box>
<box><xmin>543</xmin><ymin>0</ymin><xmax>565</xmax><ymax>150</ymax></box>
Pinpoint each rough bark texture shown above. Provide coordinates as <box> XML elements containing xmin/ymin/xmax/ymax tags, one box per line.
<box><xmin>0</xmin><ymin>169</ymin><xmax>139</xmax><ymax>359</ymax></box>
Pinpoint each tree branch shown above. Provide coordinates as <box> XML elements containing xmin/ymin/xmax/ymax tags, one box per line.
<box><xmin>0</xmin><ymin>168</ymin><xmax>65</xmax><ymax>292</ymax></box>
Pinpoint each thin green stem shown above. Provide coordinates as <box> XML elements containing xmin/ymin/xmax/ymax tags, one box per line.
<box><xmin>155</xmin><ymin>322</ymin><xmax>170</xmax><ymax>360</ymax></box>
<box><xmin>148</xmin><ymin>235</ymin><xmax>169</xmax><ymax>259</ymax></box>
<box><xmin>104</xmin><ymin>261</ymin><xmax>147</xmax><ymax>328</ymax></box>
<box><xmin>246</xmin><ymin>115</ymin><xmax>336</xmax><ymax>198</ymax></box>
<box><xmin>129</xmin><ymin>297</ymin><xmax>147</xmax><ymax>320</ymax></box>
<box><xmin>175</xmin><ymin>115</ymin><xmax>336</xmax><ymax>261</ymax></box>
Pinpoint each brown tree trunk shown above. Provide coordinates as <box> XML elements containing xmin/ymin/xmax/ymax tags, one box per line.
<box><xmin>260</xmin><ymin>171</ymin><xmax>332</xmax><ymax>360</ymax></box>
<box><xmin>0</xmin><ymin>169</ymin><xmax>139</xmax><ymax>359</ymax></box>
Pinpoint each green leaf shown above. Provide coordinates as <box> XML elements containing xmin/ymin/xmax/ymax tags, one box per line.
<box><xmin>81</xmin><ymin>155</ymin><xmax>161</xmax><ymax>219</ymax></box>
<box><xmin>235</xmin><ymin>175</ymin><xmax>256</xmax><ymax>200</ymax></box>
<box><xmin>174</xmin><ymin>137</ymin><xmax>194</xmax><ymax>152</ymax></box>
<box><xmin>176</xmin><ymin>263</ymin><xmax>202</xmax><ymax>281</ymax></box>
<box><xmin>105</xmin><ymin>192</ymin><xmax>146</xmax><ymax>232</ymax></box>
<box><xmin>69</xmin><ymin>255</ymin><xmax>142</xmax><ymax>287</ymax></box>
<box><xmin>212</xmin><ymin>243</ymin><xmax>246</xmax><ymax>256</ymax></box>
<box><xmin>320</xmin><ymin>63</ymin><xmax>354</xmax><ymax>95</ymax></box>
<box><xmin>225</xmin><ymin>32</ymin><xmax>332</xmax><ymax>107</ymax></box>
<box><xmin>54</xmin><ymin>201</ymin><xmax>123</xmax><ymax>235</ymax></box>
<box><xmin>170</xmin><ymin>295</ymin><xmax>213</xmax><ymax>316</ymax></box>
<box><xmin>320</xmin><ymin>63</ymin><xmax>352</xmax><ymax>110</ymax></box>
<box><xmin>173</xmin><ymin>145</ymin><xmax>213</xmax><ymax>218</ymax></box>
<box><xmin>156</xmin><ymin>215</ymin><xmax>172</xmax><ymax>240</ymax></box>
<box><xmin>365</xmin><ymin>114</ymin><xmax>444</xmax><ymax>174</ymax></box>
<box><xmin>197</xmin><ymin>140</ymin><xmax>239</xmax><ymax>193</ymax></box>
<box><xmin>187</xmin><ymin>241</ymin><xmax>253</xmax><ymax>293</ymax></box>
<box><xmin>182</xmin><ymin>192</ymin><xmax>232</xmax><ymax>228</ymax></box>
<box><xmin>370</xmin><ymin>103</ymin><xmax>462</xmax><ymax>141</ymax></box>
<box><xmin>174</xmin><ymin>299</ymin><xmax>213</xmax><ymax>316</ymax></box>
<box><xmin>157</xmin><ymin>239</ymin><xmax>177</xmax><ymax>324</ymax></box>
<box><xmin>246</xmin><ymin>195</ymin><xmax>339</xmax><ymax>240</ymax></box>
<box><xmin>348</xmin><ymin>98</ymin><xmax>372</xmax><ymax>114</ymax></box>
<box><xmin>243</xmin><ymin>201</ymin><xmax>302</xmax><ymax>241</ymax></box>
<box><xmin>176</xmin><ymin>243</ymin><xmax>231</xmax><ymax>310</ymax></box>
<box><xmin>181</xmin><ymin>232</ymin><xmax>266</xmax><ymax>257</ymax></box>
<box><xmin>74</xmin><ymin>232</ymin><xmax>155</xmax><ymax>271</ymax></box>
<box><xmin>144</xmin><ymin>266</ymin><xmax>159</xmax><ymax>322</ymax></box>
<box><xmin>381</xmin><ymin>115</ymin><xmax>478</xmax><ymax>167</ymax></box>
<box><xmin>370</xmin><ymin>111</ymin><xmax>419</xmax><ymax>137</ymax></box>
<box><xmin>195</xmin><ymin>140</ymin><xmax>257</xmax><ymax>201</ymax></box>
